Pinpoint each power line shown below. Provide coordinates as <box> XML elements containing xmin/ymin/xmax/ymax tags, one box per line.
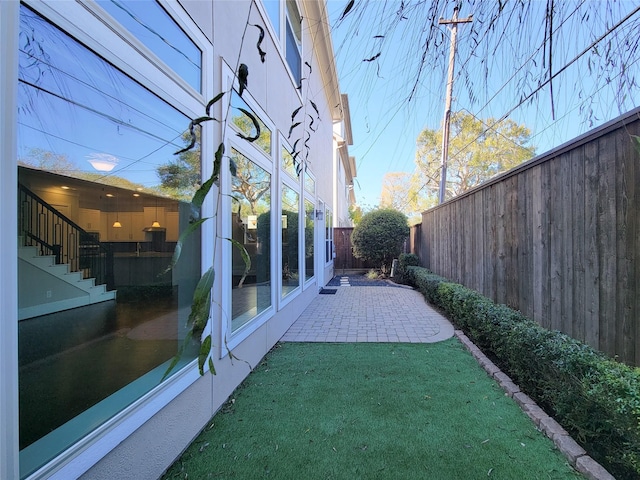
<box><xmin>448</xmin><ymin>3</ymin><xmax>640</xmax><ymax>166</ymax></box>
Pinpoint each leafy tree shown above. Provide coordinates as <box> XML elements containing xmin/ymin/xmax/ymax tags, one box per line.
<box><xmin>351</xmin><ymin>208</ymin><xmax>409</xmax><ymax>274</ymax></box>
<box><xmin>415</xmin><ymin>111</ymin><xmax>535</xmax><ymax>201</ymax></box>
<box><xmin>380</xmin><ymin>171</ymin><xmax>436</xmax><ymax>224</ymax></box>
<box><xmin>19</xmin><ymin>148</ymin><xmax>77</xmax><ymax>174</ymax></box>
<box><xmin>231</xmin><ymin>150</ymin><xmax>271</xmax><ymax>216</ymax></box>
<box><xmin>348</xmin><ymin>204</ymin><xmax>364</xmax><ymax>225</ymax></box>
<box><xmin>157</xmin><ymin>130</ymin><xmax>202</xmax><ymax>201</ymax></box>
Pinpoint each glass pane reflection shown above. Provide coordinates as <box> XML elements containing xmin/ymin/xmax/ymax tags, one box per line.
<box><xmin>97</xmin><ymin>0</ymin><xmax>202</xmax><ymax>91</ymax></box>
<box><xmin>230</xmin><ymin>149</ymin><xmax>271</xmax><ymax>330</ymax></box>
<box><xmin>17</xmin><ymin>6</ymin><xmax>200</xmax><ymax>476</ymax></box>
<box><xmin>281</xmin><ymin>184</ymin><xmax>299</xmax><ymax>296</ymax></box>
<box><xmin>304</xmin><ymin>199</ymin><xmax>315</xmax><ymax>281</ymax></box>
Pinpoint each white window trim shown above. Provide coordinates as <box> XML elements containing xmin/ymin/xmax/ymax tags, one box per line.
<box><xmin>277</xmin><ymin>136</ymin><xmax>303</xmax><ymax>309</ymax></box>
<box><xmin>325</xmin><ymin>205</ymin><xmax>334</xmax><ymax>266</ymax></box>
<box><xmin>220</xmin><ymin>139</ymin><xmax>276</xmax><ymax>353</ymax></box>
<box><xmin>9</xmin><ymin>2</ymin><xmax>216</xmax><ymax>478</ymax></box>
<box><xmin>302</xmin><ymin>195</ymin><xmax>317</xmax><ymax>289</ymax></box>
<box><xmin>1</xmin><ymin>1</ymin><xmax>20</xmax><ymax>478</ymax></box>
<box><xmin>221</xmin><ymin>64</ymin><xmax>277</xmax><ymax>352</ymax></box>
<box><xmin>256</xmin><ymin>0</ymin><xmax>303</xmax><ymax>96</ymax></box>
<box><xmin>82</xmin><ymin>0</ymin><xmax>209</xmax><ymax>101</ymax></box>
<box><xmin>302</xmin><ymin>168</ymin><xmax>317</xmax><ymax>285</ymax></box>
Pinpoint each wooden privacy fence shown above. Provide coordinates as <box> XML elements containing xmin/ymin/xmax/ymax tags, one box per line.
<box><xmin>413</xmin><ymin>107</ymin><xmax>640</xmax><ymax>366</ymax></box>
<box><xmin>333</xmin><ymin>227</ymin><xmax>377</xmax><ymax>273</ymax></box>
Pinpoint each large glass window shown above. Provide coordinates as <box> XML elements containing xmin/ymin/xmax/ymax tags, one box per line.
<box><xmin>281</xmin><ymin>184</ymin><xmax>299</xmax><ymax>297</ymax></box>
<box><xmin>97</xmin><ymin>0</ymin><xmax>202</xmax><ymax>91</ymax></box>
<box><xmin>263</xmin><ymin>0</ymin><xmax>302</xmax><ymax>87</ymax></box>
<box><xmin>304</xmin><ymin>199</ymin><xmax>314</xmax><ymax>281</ymax></box>
<box><xmin>282</xmin><ymin>146</ymin><xmax>297</xmax><ymax>179</ymax></box>
<box><xmin>230</xmin><ymin>148</ymin><xmax>272</xmax><ymax>331</ymax></box>
<box><xmin>263</xmin><ymin>0</ymin><xmax>280</xmax><ymax>37</ymax></box>
<box><xmin>17</xmin><ymin>6</ymin><xmax>201</xmax><ymax>476</ymax></box>
<box><xmin>325</xmin><ymin>208</ymin><xmax>333</xmax><ymax>263</ymax></box>
<box><xmin>230</xmin><ymin>89</ymin><xmax>272</xmax><ymax>156</ymax></box>
<box><xmin>304</xmin><ymin>169</ymin><xmax>315</xmax><ymax>195</ymax></box>
<box><xmin>285</xmin><ymin>0</ymin><xmax>302</xmax><ymax>85</ymax></box>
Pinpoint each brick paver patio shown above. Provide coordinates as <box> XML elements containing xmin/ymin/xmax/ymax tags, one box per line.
<box><xmin>282</xmin><ymin>277</ymin><xmax>454</xmax><ymax>343</ymax></box>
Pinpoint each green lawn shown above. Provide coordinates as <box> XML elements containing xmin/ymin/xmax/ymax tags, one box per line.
<box><xmin>163</xmin><ymin>340</ymin><xmax>583</xmax><ymax>480</ymax></box>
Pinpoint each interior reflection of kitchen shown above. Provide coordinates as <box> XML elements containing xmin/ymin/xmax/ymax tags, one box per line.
<box><xmin>18</xmin><ymin>166</ymin><xmax>180</xmax><ymax>290</ymax></box>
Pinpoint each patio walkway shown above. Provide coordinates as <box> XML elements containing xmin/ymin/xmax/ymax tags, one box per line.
<box><xmin>282</xmin><ymin>276</ymin><xmax>454</xmax><ymax>343</ymax></box>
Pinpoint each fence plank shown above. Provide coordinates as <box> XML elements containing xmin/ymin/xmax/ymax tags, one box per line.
<box><xmin>519</xmin><ymin>169</ymin><xmax>533</xmax><ymax>318</ymax></box>
<box><xmin>598</xmin><ymin>133</ymin><xmax>617</xmax><ymax>357</ymax></box>
<box><xmin>486</xmin><ymin>185</ymin><xmax>497</xmax><ymax>301</ymax></box>
<box><xmin>473</xmin><ymin>193</ymin><xmax>484</xmax><ymax>292</ymax></box>
<box><xmin>616</xmin><ymin>128</ymin><xmax>634</xmax><ymax>363</ymax></box>
<box><xmin>571</xmin><ymin>145</ymin><xmax>586</xmax><ymax>341</ymax></box>
<box><xmin>539</xmin><ymin>161</ymin><xmax>552</xmax><ymax>330</ymax></box>
<box><xmin>531</xmin><ymin>165</ymin><xmax>543</xmax><ymax>324</ymax></box>
<box><xmin>561</xmin><ymin>153</ymin><xmax>573</xmax><ymax>335</ymax></box>
<box><xmin>584</xmin><ymin>140</ymin><xmax>600</xmax><ymax>349</ymax></box>
<box><xmin>548</xmin><ymin>155</ymin><xmax>562</xmax><ymax>332</ymax></box>
<box><xmin>631</xmin><ymin>125</ymin><xmax>640</xmax><ymax>366</ymax></box>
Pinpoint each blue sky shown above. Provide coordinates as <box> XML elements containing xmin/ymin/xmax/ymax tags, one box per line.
<box><xmin>327</xmin><ymin>1</ymin><xmax>640</xmax><ymax>208</ymax></box>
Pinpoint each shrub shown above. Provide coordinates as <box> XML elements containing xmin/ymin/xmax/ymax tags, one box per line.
<box><xmin>396</xmin><ymin>253</ymin><xmax>419</xmax><ymax>283</ymax></box>
<box><xmin>405</xmin><ymin>265</ymin><xmax>640</xmax><ymax>480</ymax></box>
<box><xmin>351</xmin><ymin>208</ymin><xmax>409</xmax><ymax>274</ymax></box>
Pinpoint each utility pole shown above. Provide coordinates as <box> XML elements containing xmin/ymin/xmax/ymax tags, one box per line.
<box><xmin>438</xmin><ymin>7</ymin><xmax>472</xmax><ymax>204</ymax></box>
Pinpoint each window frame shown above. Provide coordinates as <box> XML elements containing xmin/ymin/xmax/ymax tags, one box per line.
<box><xmin>7</xmin><ymin>1</ymin><xmax>215</xmax><ymax>478</ymax></box>
<box><xmin>1</xmin><ymin>2</ymin><xmax>21</xmax><ymax>478</ymax></box>
<box><xmin>325</xmin><ymin>206</ymin><xmax>334</xmax><ymax>266</ymax></box>
<box><xmin>301</xmin><ymin>167</ymin><xmax>316</xmax><ymax>287</ymax></box>
<box><xmin>277</xmin><ymin>136</ymin><xmax>303</xmax><ymax>307</ymax></box>
<box><xmin>221</xmin><ymin>64</ymin><xmax>277</xmax><ymax>352</ymax></box>
<box><xmin>94</xmin><ymin>0</ymin><xmax>204</xmax><ymax>93</ymax></box>
<box><xmin>259</xmin><ymin>0</ymin><xmax>303</xmax><ymax>91</ymax></box>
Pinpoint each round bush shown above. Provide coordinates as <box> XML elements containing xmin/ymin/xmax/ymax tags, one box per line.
<box><xmin>351</xmin><ymin>209</ymin><xmax>409</xmax><ymax>273</ymax></box>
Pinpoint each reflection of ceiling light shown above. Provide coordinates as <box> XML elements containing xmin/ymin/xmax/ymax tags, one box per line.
<box><xmin>87</xmin><ymin>153</ymin><xmax>118</xmax><ymax>172</ymax></box>
<box><xmin>133</xmin><ymin>193</ymin><xmax>140</xmax><ymax>197</ymax></box>
<box><xmin>151</xmin><ymin>197</ymin><xmax>161</xmax><ymax>227</ymax></box>
<box><xmin>61</xmin><ymin>186</ymin><xmax>70</xmax><ymax>190</ymax></box>
<box><xmin>112</xmin><ymin>194</ymin><xmax>122</xmax><ymax>228</ymax></box>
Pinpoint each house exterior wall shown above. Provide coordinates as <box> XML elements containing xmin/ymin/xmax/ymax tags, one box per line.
<box><xmin>1</xmin><ymin>1</ymin><xmax>348</xmax><ymax>478</ymax></box>
<box><xmin>333</xmin><ymin>94</ymin><xmax>356</xmax><ymax>228</ymax></box>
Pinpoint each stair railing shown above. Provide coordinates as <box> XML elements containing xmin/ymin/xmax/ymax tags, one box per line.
<box><xmin>18</xmin><ymin>183</ymin><xmax>114</xmax><ymax>290</ymax></box>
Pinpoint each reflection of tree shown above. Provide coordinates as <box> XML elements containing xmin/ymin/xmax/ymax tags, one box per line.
<box><xmin>157</xmin><ymin>130</ymin><xmax>201</xmax><ymax>201</ymax></box>
<box><xmin>304</xmin><ymin>201</ymin><xmax>314</xmax><ymax>275</ymax></box>
<box><xmin>19</xmin><ymin>148</ymin><xmax>76</xmax><ymax>174</ymax></box>
<box><xmin>231</xmin><ymin>151</ymin><xmax>270</xmax><ymax>216</ymax></box>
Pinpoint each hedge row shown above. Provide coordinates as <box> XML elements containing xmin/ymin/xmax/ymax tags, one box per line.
<box><xmin>404</xmin><ymin>266</ymin><xmax>640</xmax><ymax>480</ymax></box>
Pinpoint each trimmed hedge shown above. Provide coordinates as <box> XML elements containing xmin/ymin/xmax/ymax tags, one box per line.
<box><xmin>405</xmin><ymin>266</ymin><xmax>640</xmax><ymax>480</ymax></box>
<box><xmin>395</xmin><ymin>253</ymin><xmax>420</xmax><ymax>283</ymax></box>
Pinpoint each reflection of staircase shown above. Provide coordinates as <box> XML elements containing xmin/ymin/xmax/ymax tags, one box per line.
<box><xmin>18</xmin><ymin>242</ymin><xmax>116</xmax><ymax>320</ymax></box>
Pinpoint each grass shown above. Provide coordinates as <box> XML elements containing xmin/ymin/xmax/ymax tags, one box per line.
<box><xmin>163</xmin><ymin>340</ymin><xmax>583</xmax><ymax>480</ymax></box>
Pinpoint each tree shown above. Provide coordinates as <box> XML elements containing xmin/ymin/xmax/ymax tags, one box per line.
<box><xmin>380</xmin><ymin>171</ymin><xmax>436</xmax><ymax>224</ymax></box>
<box><xmin>19</xmin><ymin>148</ymin><xmax>77</xmax><ymax>174</ymax></box>
<box><xmin>415</xmin><ymin>111</ymin><xmax>535</xmax><ymax>201</ymax></box>
<box><xmin>348</xmin><ymin>204</ymin><xmax>364</xmax><ymax>225</ymax></box>
<box><xmin>157</xmin><ymin>130</ymin><xmax>202</xmax><ymax>201</ymax></box>
<box><xmin>351</xmin><ymin>208</ymin><xmax>409</xmax><ymax>274</ymax></box>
